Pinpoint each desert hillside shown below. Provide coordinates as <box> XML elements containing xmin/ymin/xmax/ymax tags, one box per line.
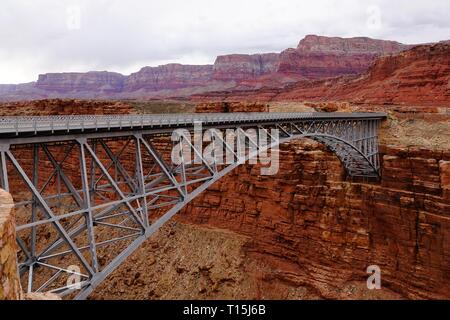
<box><xmin>193</xmin><ymin>42</ymin><xmax>450</xmax><ymax>107</ymax></box>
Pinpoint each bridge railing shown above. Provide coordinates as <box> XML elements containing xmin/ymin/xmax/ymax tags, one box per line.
<box><xmin>0</xmin><ymin>112</ymin><xmax>386</xmax><ymax>136</ymax></box>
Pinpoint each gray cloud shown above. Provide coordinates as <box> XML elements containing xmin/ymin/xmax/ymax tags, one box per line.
<box><xmin>1</xmin><ymin>0</ymin><xmax>449</xmax><ymax>83</ymax></box>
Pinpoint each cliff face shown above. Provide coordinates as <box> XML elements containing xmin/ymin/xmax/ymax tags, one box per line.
<box><xmin>0</xmin><ymin>84</ymin><xmax>18</xmax><ymax>94</ymax></box>
<box><xmin>278</xmin><ymin>35</ymin><xmax>411</xmax><ymax>78</ymax></box>
<box><xmin>0</xmin><ymin>35</ymin><xmax>413</xmax><ymax>101</ymax></box>
<box><xmin>276</xmin><ymin>42</ymin><xmax>450</xmax><ymax>106</ymax></box>
<box><xmin>213</xmin><ymin>53</ymin><xmax>280</xmax><ymax>81</ymax></box>
<box><xmin>173</xmin><ymin>141</ymin><xmax>450</xmax><ymax>300</ymax></box>
<box><xmin>0</xmin><ymin>99</ymin><xmax>134</xmax><ymax>117</ymax></box>
<box><xmin>91</xmin><ymin>220</ymin><xmax>401</xmax><ymax>300</ymax></box>
<box><xmin>88</xmin><ymin>136</ymin><xmax>450</xmax><ymax>300</ymax></box>
<box><xmin>298</xmin><ymin>35</ymin><xmax>410</xmax><ymax>55</ymax></box>
<box><xmin>36</xmin><ymin>72</ymin><xmax>126</xmax><ymax>93</ymax></box>
<box><xmin>0</xmin><ymin>189</ymin><xmax>22</xmax><ymax>300</ymax></box>
<box><xmin>124</xmin><ymin>64</ymin><xmax>214</xmax><ymax>91</ymax></box>
<box><xmin>194</xmin><ymin>42</ymin><xmax>450</xmax><ymax>107</ymax></box>
<box><xmin>0</xmin><ymin>83</ymin><xmax>46</xmax><ymax>101</ymax></box>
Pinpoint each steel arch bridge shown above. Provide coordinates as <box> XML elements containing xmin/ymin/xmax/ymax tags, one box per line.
<box><xmin>0</xmin><ymin>112</ymin><xmax>386</xmax><ymax>299</ymax></box>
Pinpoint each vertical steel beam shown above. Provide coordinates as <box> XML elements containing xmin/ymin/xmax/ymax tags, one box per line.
<box><xmin>0</xmin><ymin>145</ymin><xmax>9</xmax><ymax>191</ymax></box>
<box><xmin>31</xmin><ymin>144</ymin><xmax>39</xmax><ymax>259</ymax></box>
<box><xmin>134</xmin><ymin>134</ymin><xmax>149</xmax><ymax>227</ymax></box>
<box><xmin>179</xmin><ymin>136</ymin><xmax>188</xmax><ymax>197</ymax></box>
<box><xmin>78</xmin><ymin>139</ymin><xmax>99</xmax><ymax>272</ymax></box>
<box><xmin>89</xmin><ymin>140</ymin><xmax>97</xmax><ymax>205</ymax></box>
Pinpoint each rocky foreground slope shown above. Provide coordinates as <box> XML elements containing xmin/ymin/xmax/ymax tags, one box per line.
<box><xmin>0</xmin><ymin>35</ymin><xmax>411</xmax><ymax>101</ymax></box>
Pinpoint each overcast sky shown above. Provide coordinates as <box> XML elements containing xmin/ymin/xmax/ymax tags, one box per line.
<box><xmin>1</xmin><ymin>0</ymin><xmax>449</xmax><ymax>84</ymax></box>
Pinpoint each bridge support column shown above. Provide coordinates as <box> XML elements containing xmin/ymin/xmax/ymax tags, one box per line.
<box><xmin>0</xmin><ymin>144</ymin><xmax>10</xmax><ymax>192</ymax></box>
<box><xmin>134</xmin><ymin>134</ymin><xmax>149</xmax><ymax>227</ymax></box>
<box><xmin>77</xmin><ymin>138</ymin><xmax>99</xmax><ymax>273</ymax></box>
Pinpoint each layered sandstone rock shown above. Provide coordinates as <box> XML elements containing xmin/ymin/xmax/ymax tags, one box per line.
<box><xmin>0</xmin><ymin>83</ymin><xmax>47</xmax><ymax>101</ymax></box>
<box><xmin>278</xmin><ymin>35</ymin><xmax>411</xmax><ymax>78</ymax></box>
<box><xmin>276</xmin><ymin>42</ymin><xmax>450</xmax><ymax>106</ymax></box>
<box><xmin>0</xmin><ymin>35</ymin><xmax>414</xmax><ymax>101</ymax></box>
<box><xmin>213</xmin><ymin>53</ymin><xmax>280</xmax><ymax>81</ymax></box>
<box><xmin>0</xmin><ymin>99</ymin><xmax>135</xmax><ymax>117</ymax></box>
<box><xmin>172</xmin><ymin>141</ymin><xmax>450</xmax><ymax>300</ymax></box>
<box><xmin>0</xmin><ymin>84</ymin><xmax>20</xmax><ymax>94</ymax></box>
<box><xmin>23</xmin><ymin>292</ymin><xmax>61</xmax><ymax>300</ymax></box>
<box><xmin>195</xmin><ymin>102</ymin><xmax>269</xmax><ymax>113</ymax></box>
<box><xmin>91</xmin><ymin>220</ymin><xmax>402</xmax><ymax>300</ymax></box>
<box><xmin>0</xmin><ymin>189</ymin><xmax>22</xmax><ymax>300</ymax></box>
<box><xmin>194</xmin><ymin>42</ymin><xmax>450</xmax><ymax>107</ymax></box>
<box><xmin>124</xmin><ymin>64</ymin><xmax>214</xmax><ymax>91</ymax></box>
<box><xmin>36</xmin><ymin>72</ymin><xmax>125</xmax><ymax>93</ymax></box>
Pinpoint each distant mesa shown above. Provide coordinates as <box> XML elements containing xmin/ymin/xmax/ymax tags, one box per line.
<box><xmin>0</xmin><ymin>35</ymin><xmax>418</xmax><ymax>102</ymax></box>
<box><xmin>36</xmin><ymin>71</ymin><xmax>126</xmax><ymax>93</ymax></box>
<box><xmin>277</xmin><ymin>35</ymin><xmax>411</xmax><ymax>78</ymax></box>
<box><xmin>192</xmin><ymin>41</ymin><xmax>450</xmax><ymax>107</ymax></box>
<box><xmin>124</xmin><ymin>64</ymin><xmax>214</xmax><ymax>92</ymax></box>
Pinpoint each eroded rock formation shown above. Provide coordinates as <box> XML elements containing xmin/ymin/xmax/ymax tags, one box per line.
<box><xmin>213</xmin><ymin>53</ymin><xmax>280</xmax><ymax>81</ymax></box>
<box><xmin>36</xmin><ymin>72</ymin><xmax>126</xmax><ymax>94</ymax></box>
<box><xmin>173</xmin><ymin>142</ymin><xmax>450</xmax><ymax>300</ymax></box>
<box><xmin>0</xmin><ymin>99</ymin><xmax>134</xmax><ymax>117</ymax></box>
<box><xmin>278</xmin><ymin>35</ymin><xmax>411</xmax><ymax>78</ymax></box>
<box><xmin>0</xmin><ymin>35</ymin><xmax>413</xmax><ymax>101</ymax></box>
<box><xmin>0</xmin><ymin>189</ymin><xmax>22</xmax><ymax>300</ymax></box>
<box><xmin>124</xmin><ymin>64</ymin><xmax>214</xmax><ymax>91</ymax></box>
<box><xmin>193</xmin><ymin>41</ymin><xmax>450</xmax><ymax>107</ymax></box>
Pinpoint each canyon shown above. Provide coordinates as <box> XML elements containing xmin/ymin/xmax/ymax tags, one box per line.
<box><xmin>92</xmin><ymin>140</ymin><xmax>450</xmax><ymax>300</ymax></box>
<box><xmin>0</xmin><ymin>97</ymin><xmax>448</xmax><ymax>300</ymax></box>
<box><xmin>0</xmin><ymin>33</ymin><xmax>449</xmax><ymax>301</ymax></box>
<box><xmin>0</xmin><ymin>35</ymin><xmax>412</xmax><ymax>102</ymax></box>
<box><xmin>90</xmin><ymin>101</ymin><xmax>449</xmax><ymax>300</ymax></box>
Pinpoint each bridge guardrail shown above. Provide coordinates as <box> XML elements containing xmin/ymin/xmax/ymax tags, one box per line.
<box><xmin>0</xmin><ymin>112</ymin><xmax>387</xmax><ymax>136</ymax></box>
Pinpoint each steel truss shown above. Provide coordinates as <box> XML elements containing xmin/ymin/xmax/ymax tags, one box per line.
<box><xmin>0</xmin><ymin>113</ymin><xmax>385</xmax><ymax>299</ymax></box>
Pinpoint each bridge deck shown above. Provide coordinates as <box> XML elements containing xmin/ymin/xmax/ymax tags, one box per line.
<box><xmin>0</xmin><ymin>112</ymin><xmax>387</xmax><ymax>137</ymax></box>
